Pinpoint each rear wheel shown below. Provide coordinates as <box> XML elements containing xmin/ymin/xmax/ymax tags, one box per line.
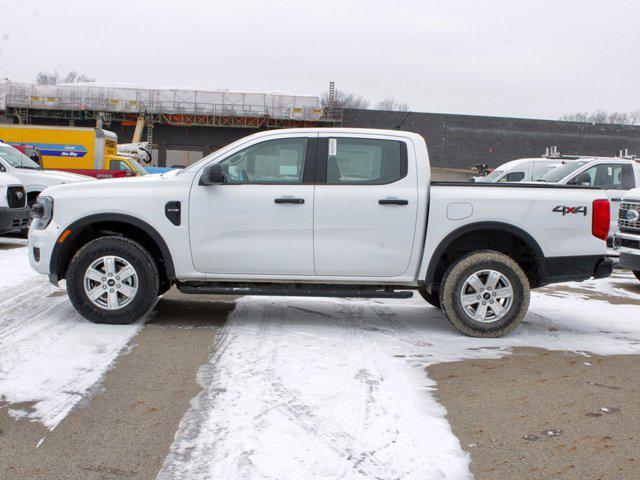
<box><xmin>634</xmin><ymin>271</ymin><xmax>640</xmax><ymax>282</ymax></box>
<box><xmin>418</xmin><ymin>288</ymin><xmax>441</xmax><ymax>309</ymax></box>
<box><xmin>440</xmin><ymin>250</ymin><xmax>530</xmax><ymax>337</ymax></box>
<box><xmin>66</xmin><ymin>237</ymin><xmax>159</xmax><ymax>324</ymax></box>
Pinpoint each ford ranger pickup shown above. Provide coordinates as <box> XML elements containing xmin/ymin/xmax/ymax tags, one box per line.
<box><xmin>28</xmin><ymin>128</ymin><xmax>613</xmax><ymax>337</ymax></box>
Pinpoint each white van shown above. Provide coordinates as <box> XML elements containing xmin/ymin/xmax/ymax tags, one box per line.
<box><xmin>478</xmin><ymin>158</ymin><xmax>563</xmax><ymax>183</ymax></box>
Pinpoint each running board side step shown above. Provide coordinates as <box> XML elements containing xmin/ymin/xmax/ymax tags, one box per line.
<box><xmin>176</xmin><ymin>282</ymin><xmax>414</xmax><ymax>299</ymax></box>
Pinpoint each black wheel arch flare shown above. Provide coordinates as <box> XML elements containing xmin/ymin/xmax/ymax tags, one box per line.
<box><xmin>424</xmin><ymin>221</ymin><xmax>545</xmax><ymax>289</ymax></box>
<box><xmin>49</xmin><ymin>213</ymin><xmax>176</xmax><ymax>283</ymax></box>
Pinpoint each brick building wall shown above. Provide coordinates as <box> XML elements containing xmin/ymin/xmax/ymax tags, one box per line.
<box><xmin>342</xmin><ymin>109</ymin><xmax>640</xmax><ymax>169</ymax></box>
<box><xmin>20</xmin><ymin>109</ymin><xmax>640</xmax><ymax>169</ymax></box>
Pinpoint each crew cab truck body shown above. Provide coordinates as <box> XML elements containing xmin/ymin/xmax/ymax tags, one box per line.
<box><xmin>0</xmin><ymin>124</ymin><xmax>147</xmax><ymax>179</ymax></box>
<box><xmin>539</xmin><ymin>157</ymin><xmax>640</xmax><ymax>241</ymax></box>
<box><xmin>0</xmin><ymin>172</ymin><xmax>29</xmax><ymax>234</ymax></box>
<box><xmin>28</xmin><ymin>128</ymin><xmax>613</xmax><ymax>337</ymax></box>
<box><xmin>613</xmin><ymin>188</ymin><xmax>640</xmax><ymax>282</ymax></box>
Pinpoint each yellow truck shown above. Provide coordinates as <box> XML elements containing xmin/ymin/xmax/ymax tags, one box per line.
<box><xmin>0</xmin><ymin>125</ymin><xmax>147</xmax><ymax>178</ymax></box>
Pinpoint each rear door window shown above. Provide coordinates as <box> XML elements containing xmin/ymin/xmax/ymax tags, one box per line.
<box><xmin>575</xmin><ymin>163</ymin><xmax>634</xmax><ymax>189</ymax></box>
<box><xmin>320</xmin><ymin>138</ymin><xmax>407</xmax><ymax>184</ymax></box>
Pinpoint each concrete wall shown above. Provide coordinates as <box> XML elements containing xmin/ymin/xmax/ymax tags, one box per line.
<box><xmin>342</xmin><ymin>109</ymin><xmax>640</xmax><ymax>169</ymax></box>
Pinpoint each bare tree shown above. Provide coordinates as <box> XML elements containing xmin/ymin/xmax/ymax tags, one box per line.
<box><xmin>559</xmin><ymin>112</ymin><xmax>590</xmax><ymax>122</ymax></box>
<box><xmin>607</xmin><ymin>111</ymin><xmax>630</xmax><ymax>125</ymax></box>
<box><xmin>627</xmin><ymin>110</ymin><xmax>640</xmax><ymax>125</ymax></box>
<box><xmin>321</xmin><ymin>89</ymin><xmax>369</xmax><ymax>109</ymax></box>
<box><xmin>559</xmin><ymin>109</ymin><xmax>640</xmax><ymax>125</ymax></box>
<box><xmin>35</xmin><ymin>71</ymin><xmax>60</xmax><ymax>85</ymax></box>
<box><xmin>376</xmin><ymin>97</ymin><xmax>410</xmax><ymax>111</ymax></box>
<box><xmin>36</xmin><ymin>70</ymin><xmax>95</xmax><ymax>85</ymax></box>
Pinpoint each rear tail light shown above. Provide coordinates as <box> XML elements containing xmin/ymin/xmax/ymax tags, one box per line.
<box><xmin>592</xmin><ymin>199</ymin><xmax>610</xmax><ymax>241</ymax></box>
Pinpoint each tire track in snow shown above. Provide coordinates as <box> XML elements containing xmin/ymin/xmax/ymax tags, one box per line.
<box><xmin>0</xmin><ymin>270</ymin><xmax>143</xmax><ymax>430</ymax></box>
<box><xmin>159</xmin><ymin>281</ymin><xmax>640</xmax><ymax>480</ymax></box>
<box><xmin>158</xmin><ymin>296</ymin><xmax>472</xmax><ymax>480</ymax></box>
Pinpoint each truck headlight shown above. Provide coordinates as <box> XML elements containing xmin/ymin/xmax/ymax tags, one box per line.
<box><xmin>31</xmin><ymin>196</ymin><xmax>54</xmax><ymax>230</ymax></box>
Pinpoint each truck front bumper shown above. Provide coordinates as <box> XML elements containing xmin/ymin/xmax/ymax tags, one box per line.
<box><xmin>613</xmin><ymin>232</ymin><xmax>640</xmax><ymax>272</ymax></box>
<box><xmin>0</xmin><ymin>207</ymin><xmax>29</xmax><ymax>234</ymax></box>
<box><xmin>27</xmin><ymin>221</ymin><xmax>59</xmax><ymax>281</ymax></box>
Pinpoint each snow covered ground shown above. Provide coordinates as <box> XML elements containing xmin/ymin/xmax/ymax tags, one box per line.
<box><xmin>158</xmin><ymin>272</ymin><xmax>640</xmax><ymax>480</ymax></box>
<box><xmin>1</xmin><ymin>235</ymin><xmax>640</xmax><ymax>479</ymax></box>
<box><xmin>0</xmin><ymin>237</ymin><xmax>142</xmax><ymax>430</ymax></box>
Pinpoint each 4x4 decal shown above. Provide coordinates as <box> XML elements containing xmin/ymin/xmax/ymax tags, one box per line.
<box><xmin>553</xmin><ymin>205</ymin><xmax>588</xmax><ymax>216</ymax></box>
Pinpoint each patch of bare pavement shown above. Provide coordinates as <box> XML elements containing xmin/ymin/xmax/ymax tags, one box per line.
<box><xmin>0</xmin><ymin>288</ymin><xmax>235</xmax><ymax>480</ymax></box>
<box><xmin>430</xmin><ymin>348</ymin><xmax>640</xmax><ymax>480</ymax></box>
<box><xmin>428</xmin><ymin>272</ymin><xmax>640</xmax><ymax>479</ymax></box>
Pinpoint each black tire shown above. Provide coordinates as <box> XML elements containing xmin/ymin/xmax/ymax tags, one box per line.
<box><xmin>418</xmin><ymin>288</ymin><xmax>441</xmax><ymax>309</ymax></box>
<box><xmin>439</xmin><ymin>250</ymin><xmax>530</xmax><ymax>338</ymax></box>
<box><xmin>66</xmin><ymin>236</ymin><xmax>159</xmax><ymax>324</ymax></box>
<box><xmin>634</xmin><ymin>271</ymin><xmax>640</xmax><ymax>282</ymax></box>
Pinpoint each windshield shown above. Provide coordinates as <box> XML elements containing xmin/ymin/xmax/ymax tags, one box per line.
<box><xmin>0</xmin><ymin>146</ymin><xmax>43</xmax><ymax>170</ymax></box>
<box><xmin>539</xmin><ymin>161</ymin><xmax>588</xmax><ymax>182</ymax></box>
<box><xmin>127</xmin><ymin>158</ymin><xmax>148</xmax><ymax>176</ymax></box>
<box><xmin>532</xmin><ymin>164</ymin><xmax>560</xmax><ymax>181</ymax></box>
<box><xmin>480</xmin><ymin>169</ymin><xmax>504</xmax><ymax>182</ymax></box>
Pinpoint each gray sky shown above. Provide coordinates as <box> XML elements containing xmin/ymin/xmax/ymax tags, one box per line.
<box><xmin>1</xmin><ymin>0</ymin><xmax>639</xmax><ymax>120</ymax></box>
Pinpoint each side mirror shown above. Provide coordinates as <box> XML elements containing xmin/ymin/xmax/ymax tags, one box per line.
<box><xmin>200</xmin><ymin>164</ymin><xmax>224</xmax><ymax>185</ymax></box>
<box><xmin>569</xmin><ymin>172</ymin><xmax>592</xmax><ymax>186</ymax></box>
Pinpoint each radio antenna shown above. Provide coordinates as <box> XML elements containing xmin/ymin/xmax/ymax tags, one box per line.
<box><xmin>394</xmin><ymin>110</ymin><xmax>412</xmax><ymax>130</ymax></box>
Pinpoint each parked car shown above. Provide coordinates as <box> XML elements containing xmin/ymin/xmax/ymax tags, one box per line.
<box><xmin>0</xmin><ymin>172</ymin><xmax>29</xmax><ymax>235</ymax></box>
<box><xmin>539</xmin><ymin>157</ymin><xmax>640</xmax><ymax>241</ymax></box>
<box><xmin>0</xmin><ymin>142</ymin><xmax>93</xmax><ymax>207</ymax></box>
<box><xmin>613</xmin><ymin>188</ymin><xmax>640</xmax><ymax>282</ymax></box>
<box><xmin>477</xmin><ymin>158</ymin><xmax>563</xmax><ymax>183</ymax></box>
<box><xmin>28</xmin><ymin>128</ymin><xmax>612</xmax><ymax>337</ymax></box>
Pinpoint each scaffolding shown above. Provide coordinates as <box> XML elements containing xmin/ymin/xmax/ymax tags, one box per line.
<box><xmin>0</xmin><ymin>82</ymin><xmax>342</xmax><ymax>128</ymax></box>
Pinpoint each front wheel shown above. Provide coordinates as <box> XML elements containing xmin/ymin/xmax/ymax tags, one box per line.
<box><xmin>66</xmin><ymin>237</ymin><xmax>159</xmax><ymax>324</ymax></box>
<box><xmin>439</xmin><ymin>250</ymin><xmax>530</xmax><ymax>337</ymax></box>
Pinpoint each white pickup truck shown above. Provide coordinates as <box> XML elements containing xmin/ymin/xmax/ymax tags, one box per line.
<box><xmin>539</xmin><ymin>156</ymin><xmax>640</xmax><ymax>240</ymax></box>
<box><xmin>28</xmin><ymin>128</ymin><xmax>613</xmax><ymax>337</ymax></box>
<box><xmin>0</xmin><ymin>142</ymin><xmax>93</xmax><ymax>208</ymax></box>
<box><xmin>0</xmin><ymin>172</ymin><xmax>29</xmax><ymax>234</ymax></box>
<box><xmin>613</xmin><ymin>188</ymin><xmax>640</xmax><ymax>282</ymax></box>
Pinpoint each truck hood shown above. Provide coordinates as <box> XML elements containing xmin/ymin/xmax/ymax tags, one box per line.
<box><xmin>0</xmin><ymin>172</ymin><xmax>23</xmax><ymax>187</ymax></box>
<box><xmin>42</xmin><ymin>172</ymin><xmax>163</xmax><ymax>197</ymax></box>
<box><xmin>624</xmin><ymin>188</ymin><xmax>640</xmax><ymax>201</ymax></box>
<box><xmin>12</xmin><ymin>168</ymin><xmax>94</xmax><ymax>186</ymax></box>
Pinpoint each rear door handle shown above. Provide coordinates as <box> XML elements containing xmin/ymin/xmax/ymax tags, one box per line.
<box><xmin>275</xmin><ymin>197</ymin><xmax>305</xmax><ymax>204</ymax></box>
<box><xmin>378</xmin><ymin>198</ymin><xmax>408</xmax><ymax>205</ymax></box>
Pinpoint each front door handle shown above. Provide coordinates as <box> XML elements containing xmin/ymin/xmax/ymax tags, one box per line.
<box><xmin>275</xmin><ymin>197</ymin><xmax>305</xmax><ymax>204</ymax></box>
<box><xmin>378</xmin><ymin>198</ymin><xmax>408</xmax><ymax>205</ymax></box>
